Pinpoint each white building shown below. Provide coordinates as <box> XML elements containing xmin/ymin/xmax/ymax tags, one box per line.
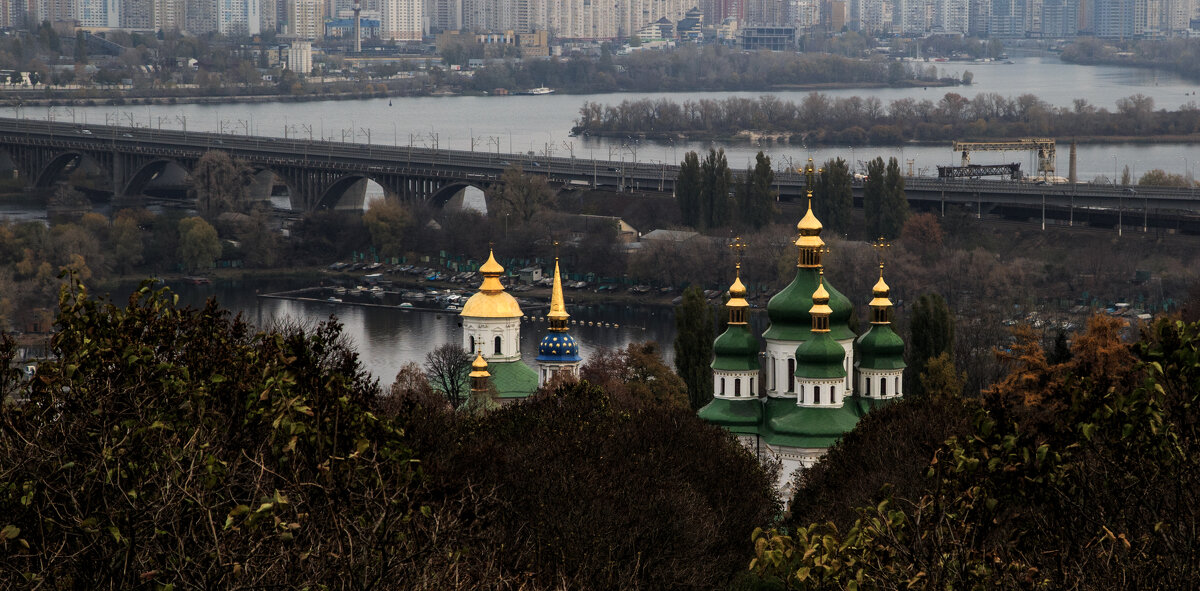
<box><xmin>288</xmin><ymin>39</ymin><xmax>312</xmax><ymax>74</ymax></box>
<box><xmin>381</xmin><ymin>0</ymin><xmax>422</xmax><ymax>40</ymax></box>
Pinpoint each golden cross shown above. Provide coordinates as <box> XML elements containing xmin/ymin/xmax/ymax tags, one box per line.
<box><xmin>871</xmin><ymin>236</ymin><xmax>891</xmax><ymax>269</ymax></box>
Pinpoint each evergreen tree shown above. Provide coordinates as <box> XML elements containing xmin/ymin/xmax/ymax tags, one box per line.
<box><xmin>739</xmin><ymin>151</ymin><xmax>777</xmax><ymax>229</ymax></box>
<box><xmin>676</xmin><ymin>151</ymin><xmax>702</xmax><ymax>227</ymax></box>
<box><xmin>880</xmin><ymin>157</ymin><xmax>910</xmax><ymax>239</ymax></box>
<box><xmin>863</xmin><ymin>157</ymin><xmax>886</xmax><ymax>237</ymax></box>
<box><xmin>815</xmin><ymin>157</ymin><xmax>853</xmax><ymax>235</ymax></box>
<box><xmin>674</xmin><ymin>285</ymin><xmax>715</xmax><ymax>410</ymax></box>
<box><xmin>699</xmin><ymin>148</ymin><xmax>733</xmax><ymax>230</ymax></box>
<box><xmin>906</xmin><ymin>292</ymin><xmax>955</xmax><ymax>397</ymax></box>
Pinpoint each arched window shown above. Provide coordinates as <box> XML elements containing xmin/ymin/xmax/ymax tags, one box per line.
<box><xmin>814</xmin><ymin>385</ymin><xmax>821</xmax><ymax>405</ymax></box>
<box><xmin>750</xmin><ymin>378</ymin><xmax>755</xmax><ymax>395</ymax></box>
<box><xmin>771</xmin><ymin>359</ymin><xmax>776</xmax><ymax>390</ymax></box>
<box><xmin>734</xmin><ymin>378</ymin><xmax>741</xmax><ymax>397</ymax></box>
<box><xmin>720</xmin><ymin>378</ymin><xmax>725</xmax><ymax>396</ymax></box>
<box><xmin>881</xmin><ymin>378</ymin><xmax>887</xmax><ymax>397</ymax></box>
<box><xmin>895</xmin><ymin>376</ymin><xmax>900</xmax><ymax>396</ymax></box>
<box><xmin>787</xmin><ymin>359</ymin><xmax>795</xmax><ymax>393</ymax></box>
<box><xmin>469</xmin><ymin>336</ymin><xmax>476</xmax><ymax>354</ymax></box>
<box><xmin>494</xmin><ymin>336</ymin><xmax>502</xmax><ymax>355</ymax></box>
<box><xmin>865</xmin><ymin>376</ymin><xmax>871</xmax><ymax>397</ymax></box>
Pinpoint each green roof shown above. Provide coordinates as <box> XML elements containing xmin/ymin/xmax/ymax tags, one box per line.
<box><xmin>697</xmin><ymin>398</ymin><xmax>763</xmax><ymax>434</ymax></box>
<box><xmin>712</xmin><ymin>324</ymin><xmax>761</xmax><ymax>371</ymax></box>
<box><xmin>487</xmin><ymin>360</ymin><xmax>539</xmax><ymax>398</ymax></box>
<box><xmin>761</xmin><ymin>396</ymin><xmax>879</xmax><ymax>448</ymax></box>
<box><xmin>764</xmin><ymin>267</ymin><xmax>855</xmax><ymax>342</ymax></box>
<box><xmin>856</xmin><ymin>325</ymin><xmax>906</xmax><ymax>370</ymax></box>
<box><xmin>795</xmin><ymin>332</ymin><xmax>847</xmax><ymax>379</ymax></box>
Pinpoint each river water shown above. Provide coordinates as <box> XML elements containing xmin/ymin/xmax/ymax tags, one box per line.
<box><xmin>13</xmin><ymin>55</ymin><xmax>1200</xmax><ymax>182</ymax></box>
<box><xmin>153</xmin><ymin>277</ymin><xmax>683</xmax><ymax>384</ymax></box>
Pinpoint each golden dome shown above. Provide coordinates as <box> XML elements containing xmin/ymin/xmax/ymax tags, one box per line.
<box><xmin>461</xmin><ymin>291</ymin><xmax>524</xmax><ymax>318</ymax></box>
<box><xmin>797</xmin><ymin>202</ymin><xmax>823</xmax><ymax>235</ymax></box>
<box><xmin>870</xmin><ymin>264</ymin><xmax>893</xmax><ymax>308</ymax></box>
<box><xmin>810</xmin><ymin>272</ymin><xmax>833</xmax><ymax>316</ymax></box>
<box><xmin>462</xmin><ymin>248</ymin><xmax>523</xmax><ymax>318</ymax></box>
<box><xmin>727</xmin><ymin>263</ymin><xmax>749</xmax><ymax>309</ymax></box>
<box><xmin>469</xmin><ymin>352</ymin><xmax>490</xmax><ymax>378</ymax></box>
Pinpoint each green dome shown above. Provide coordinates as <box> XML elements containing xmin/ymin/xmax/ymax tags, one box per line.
<box><xmin>794</xmin><ymin>332</ymin><xmax>847</xmax><ymax>379</ymax></box>
<box><xmin>712</xmin><ymin>324</ymin><xmax>761</xmax><ymax>372</ymax></box>
<box><xmin>764</xmin><ymin>267</ymin><xmax>855</xmax><ymax>342</ymax></box>
<box><xmin>856</xmin><ymin>325</ymin><xmax>906</xmax><ymax>370</ymax></box>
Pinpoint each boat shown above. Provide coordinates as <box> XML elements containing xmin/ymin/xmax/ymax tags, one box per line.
<box><xmin>326</xmin><ymin>297</ymin><xmax>343</xmax><ymax>303</ymax></box>
<box><xmin>398</xmin><ymin>302</ymin><xmax>414</xmax><ymax>309</ymax></box>
<box><xmin>334</xmin><ymin>286</ymin><xmax>347</xmax><ymax>295</ymax></box>
<box><xmin>520</xmin><ymin>87</ymin><xmax>555</xmax><ymax>95</ymax></box>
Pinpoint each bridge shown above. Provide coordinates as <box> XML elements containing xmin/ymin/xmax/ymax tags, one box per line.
<box><xmin>2</xmin><ymin>117</ymin><xmax>1200</xmax><ymax>231</ymax></box>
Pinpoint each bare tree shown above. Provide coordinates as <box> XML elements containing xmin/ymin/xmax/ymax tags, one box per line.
<box><xmin>424</xmin><ymin>343</ymin><xmax>471</xmax><ymax>409</ymax></box>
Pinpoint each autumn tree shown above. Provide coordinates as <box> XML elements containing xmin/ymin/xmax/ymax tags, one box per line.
<box><xmin>814</xmin><ymin>157</ymin><xmax>853</xmax><ymax>235</ymax></box>
<box><xmin>675</xmin><ymin>284</ymin><xmax>715</xmax><ymax>410</ymax></box>
<box><xmin>580</xmin><ymin>342</ymin><xmax>689</xmax><ymax>409</ymax></box>
<box><xmin>109</xmin><ymin>213</ymin><xmax>144</xmax><ymax>274</ymax></box>
<box><xmin>863</xmin><ymin>157</ymin><xmax>886</xmax><ymax>237</ymax></box>
<box><xmin>880</xmin><ymin>156</ymin><xmax>910</xmax><ymax>239</ymax></box>
<box><xmin>493</xmin><ymin>165</ymin><xmax>554</xmax><ymax>224</ymax></box>
<box><xmin>189</xmin><ymin>150</ymin><xmax>253</xmax><ymax>221</ymax></box>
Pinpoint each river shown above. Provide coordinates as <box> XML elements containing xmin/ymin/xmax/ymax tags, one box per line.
<box><xmin>153</xmin><ymin>277</ymin><xmax>686</xmax><ymax>384</ymax></box>
<box><xmin>13</xmin><ymin>55</ymin><xmax>1200</xmax><ymax>183</ymax></box>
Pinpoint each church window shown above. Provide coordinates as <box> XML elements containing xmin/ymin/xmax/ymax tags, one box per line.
<box><xmin>494</xmin><ymin>336</ymin><xmax>502</xmax><ymax>355</ymax></box>
<box><xmin>865</xmin><ymin>377</ymin><xmax>871</xmax><ymax>396</ymax></box>
<box><xmin>469</xmin><ymin>336</ymin><xmax>475</xmax><ymax>354</ymax></box>
<box><xmin>814</xmin><ymin>385</ymin><xmax>821</xmax><ymax>404</ymax></box>
<box><xmin>787</xmin><ymin>359</ymin><xmax>795</xmax><ymax>393</ymax></box>
<box><xmin>720</xmin><ymin>378</ymin><xmax>725</xmax><ymax>396</ymax></box>
<box><xmin>894</xmin><ymin>376</ymin><xmax>900</xmax><ymax>396</ymax></box>
<box><xmin>734</xmin><ymin>378</ymin><xmax>741</xmax><ymax>397</ymax></box>
<box><xmin>881</xmin><ymin>378</ymin><xmax>887</xmax><ymax>397</ymax></box>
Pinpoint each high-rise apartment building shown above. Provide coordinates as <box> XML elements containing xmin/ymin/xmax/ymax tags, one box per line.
<box><xmin>30</xmin><ymin>0</ymin><xmax>75</xmax><ymax>22</ymax></box>
<box><xmin>289</xmin><ymin>0</ymin><xmax>326</xmax><ymax>38</ymax></box>
<box><xmin>380</xmin><ymin>0</ymin><xmax>422</xmax><ymax>39</ymax></box>
<box><xmin>933</xmin><ymin>0</ymin><xmax>968</xmax><ymax>31</ymax></box>
<box><xmin>1092</xmin><ymin>0</ymin><xmax>1143</xmax><ymax>37</ymax></box>
<box><xmin>185</xmin><ymin>0</ymin><xmax>218</xmax><ymax>32</ymax></box>
<box><xmin>1040</xmin><ymin>0</ymin><xmax>1077</xmax><ymax>36</ymax></box>
<box><xmin>989</xmin><ymin>0</ymin><xmax>1025</xmax><ymax>35</ymax></box>
<box><xmin>79</xmin><ymin>0</ymin><xmax>120</xmax><ymax>26</ymax></box>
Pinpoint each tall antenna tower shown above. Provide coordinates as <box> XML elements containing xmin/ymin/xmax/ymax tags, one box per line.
<box><xmin>353</xmin><ymin>1</ymin><xmax>362</xmax><ymax>53</ymax></box>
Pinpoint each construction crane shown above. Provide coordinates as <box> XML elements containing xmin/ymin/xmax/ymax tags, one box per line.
<box><xmin>952</xmin><ymin>138</ymin><xmax>1056</xmax><ymax>180</ymax></box>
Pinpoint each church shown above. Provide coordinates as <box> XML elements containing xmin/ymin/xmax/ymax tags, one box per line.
<box><xmin>698</xmin><ymin>184</ymin><xmax>906</xmax><ymax>500</ymax></box>
<box><xmin>459</xmin><ymin>249</ymin><xmax>582</xmax><ymax>405</ymax></box>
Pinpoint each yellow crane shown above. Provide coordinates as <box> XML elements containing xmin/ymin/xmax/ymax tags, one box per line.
<box><xmin>952</xmin><ymin>138</ymin><xmax>1056</xmax><ymax>180</ymax></box>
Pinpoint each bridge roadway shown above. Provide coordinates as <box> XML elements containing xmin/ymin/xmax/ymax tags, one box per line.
<box><xmin>2</xmin><ymin>117</ymin><xmax>1200</xmax><ymax>227</ymax></box>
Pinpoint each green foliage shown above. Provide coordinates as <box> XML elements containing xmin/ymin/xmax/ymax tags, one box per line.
<box><xmin>677</xmin><ymin>151</ymin><xmax>703</xmax><ymax>227</ymax></box>
<box><xmin>863</xmin><ymin>157</ymin><xmax>886</xmax><ymax>237</ymax></box>
<box><xmin>1138</xmin><ymin>168</ymin><xmax>1194</xmax><ymax>187</ymax></box>
<box><xmin>177</xmin><ymin>216</ymin><xmax>221</xmax><ymax>272</ymax></box>
<box><xmin>700</xmin><ymin>148</ymin><xmax>734</xmax><ymax>230</ymax></box>
<box><xmin>880</xmin><ymin>157</ymin><xmax>909</xmax><ymax>239</ymax></box>
<box><xmin>404</xmin><ymin>379</ymin><xmax>780</xmax><ymax>589</ymax></box>
<box><xmin>739</xmin><ymin>151</ymin><xmax>778</xmax><ymax>229</ymax></box>
<box><xmin>675</xmin><ymin>285</ymin><xmax>715</xmax><ymax>410</ymax></box>
<box><xmin>814</xmin><ymin>158</ymin><xmax>853</xmax><ymax>235</ymax></box>
<box><xmin>907</xmin><ymin>292</ymin><xmax>955</xmax><ymax>397</ymax></box>
<box><xmin>362</xmin><ymin>198</ymin><xmax>414</xmax><ymax>259</ymax></box>
<box><xmin>0</xmin><ymin>280</ymin><xmax>431</xmax><ymax>587</ymax></box>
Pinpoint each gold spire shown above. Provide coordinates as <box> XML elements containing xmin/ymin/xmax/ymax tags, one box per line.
<box><xmin>547</xmin><ymin>257</ymin><xmax>570</xmax><ymax>330</ymax></box>
<box><xmin>796</xmin><ymin>158</ymin><xmax>826</xmax><ymax>268</ymax></box>
<box><xmin>478</xmin><ymin>249</ymin><xmax>506</xmax><ymax>293</ymax></box>
<box><xmin>469</xmin><ymin>351</ymin><xmax>491</xmax><ymax>391</ymax></box>
<box><xmin>810</xmin><ymin>269</ymin><xmax>833</xmax><ymax>332</ymax></box>
<box><xmin>727</xmin><ymin>263</ymin><xmax>750</xmax><ymax>325</ymax></box>
<box><xmin>869</xmin><ymin>263</ymin><xmax>893</xmax><ymax>324</ymax></box>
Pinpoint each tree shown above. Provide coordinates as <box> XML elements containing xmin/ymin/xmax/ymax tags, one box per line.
<box><xmin>815</xmin><ymin>157</ymin><xmax>853</xmax><ymax>234</ymax></box>
<box><xmin>493</xmin><ymin>165</ymin><xmax>554</xmax><ymax>224</ymax></box>
<box><xmin>899</xmin><ymin>212</ymin><xmax>944</xmax><ymax>258</ymax></box>
<box><xmin>1139</xmin><ymin>168</ymin><xmax>1192</xmax><ymax>187</ymax></box>
<box><xmin>580</xmin><ymin>342</ymin><xmax>689</xmax><ymax>409</ymax></box>
<box><xmin>676</xmin><ymin>151</ymin><xmax>702</xmax><ymax>227</ymax></box>
<box><xmin>177</xmin><ymin>216</ymin><xmax>220</xmax><ymax>272</ymax></box>
<box><xmin>863</xmin><ymin>157</ymin><xmax>886</xmax><ymax>237</ymax></box>
<box><xmin>189</xmin><ymin>150</ymin><xmax>253</xmax><ymax>220</ymax></box>
<box><xmin>674</xmin><ymin>284</ymin><xmax>715</xmax><ymax>410</ymax></box>
<box><xmin>699</xmin><ymin>148</ymin><xmax>733</xmax><ymax>230</ymax></box>
<box><xmin>407</xmin><ymin>379</ymin><xmax>779</xmax><ymax>589</ymax></box>
<box><xmin>880</xmin><ymin>156</ymin><xmax>910</xmax><ymax>239</ymax></box>
<box><xmin>362</xmin><ymin>198</ymin><xmax>413</xmax><ymax>259</ymax></box>
<box><xmin>907</xmin><ymin>292</ymin><xmax>954</xmax><ymax>397</ymax></box>
<box><xmin>0</xmin><ymin>280</ymin><xmax>444</xmax><ymax>587</ymax></box>
<box><xmin>424</xmin><ymin>343</ymin><xmax>471</xmax><ymax>410</ymax></box>
<box><xmin>109</xmin><ymin>214</ymin><xmax>144</xmax><ymax>274</ymax></box>
<box><xmin>739</xmin><ymin>151</ymin><xmax>777</xmax><ymax>229</ymax></box>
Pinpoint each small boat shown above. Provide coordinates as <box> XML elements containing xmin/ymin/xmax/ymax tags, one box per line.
<box><xmin>326</xmin><ymin>297</ymin><xmax>343</xmax><ymax>303</ymax></box>
<box><xmin>398</xmin><ymin>302</ymin><xmax>414</xmax><ymax>309</ymax></box>
<box><xmin>520</xmin><ymin>87</ymin><xmax>555</xmax><ymax>95</ymax></box>
<box><xmin>389</xmin><ymin>99</ymin><xmax>393</xmax><ymax>106</ymax></box>
<box><xmin>334</xmin><ymin>286</ymin><xmax>347</xmax><ymax>294</ymax></box>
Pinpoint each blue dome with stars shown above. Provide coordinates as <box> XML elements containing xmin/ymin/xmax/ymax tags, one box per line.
<box><xmin>536</xmin><ymin>332</ymin><xmax>582</xmax><ymax>363</ymax></box>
